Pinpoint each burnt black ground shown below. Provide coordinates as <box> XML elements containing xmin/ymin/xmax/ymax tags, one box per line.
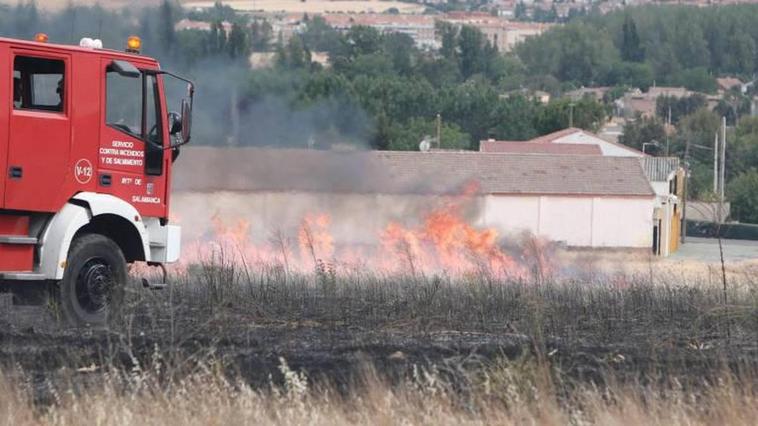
<box><xmin>0</xmin><ymin>273</ymin><xmax>756</xmax><ymax>405</ymax></box>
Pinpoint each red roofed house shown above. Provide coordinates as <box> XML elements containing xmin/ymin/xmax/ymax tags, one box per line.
<box><xmin>480</xmin><ymin>128</ymin><xmax>645</xmax><ymax>157</ymax></box>
<box><xmin>480</xmin><ymin>128</ymin><xmax>683</xmax><ymax>255</ymax></box>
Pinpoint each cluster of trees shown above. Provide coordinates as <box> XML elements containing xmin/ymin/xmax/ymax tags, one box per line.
<box><xmin>241</xmin><ymin>19</ymin><xmax>607</xmax><ymax>150</ymax></box>
<box><xmin>516</xmin><ymin>5</ymin><xmax>758</xmax><ymax>93</ymax></box>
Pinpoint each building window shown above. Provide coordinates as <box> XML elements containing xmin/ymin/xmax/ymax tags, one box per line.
<box><xmin>13</xmin><ymin>56</ymin><xmax>65</xmax><ymax>113</ymax></box>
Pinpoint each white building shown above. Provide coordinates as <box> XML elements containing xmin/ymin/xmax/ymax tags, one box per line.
<box><xmin>322</xmin><ymin>14</ymin><xmax>438</xmax><ymax>50</ymax></box>
<box><xmin>174</xmin><ymin>148</ymin><xmax>657</xmax><ymax>250</ymax></box>
<box><xmin>480</xmin><ymin>128</ymin><xmax>683</xmax><ymax>255</ymax></box>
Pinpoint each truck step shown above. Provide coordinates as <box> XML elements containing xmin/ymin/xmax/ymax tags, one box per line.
<box><xmin>0</xmin><ymin>235</ymin><xmax>37</xmax><ymax>244</ymax></box>
<box><xmin>0</xmin><ymin>216</ymin><xmax>35</xmax><ymax>272</ymax></box>
<box><xmin>0</xmin><ymin>272</ymin><xmax>46</xmax><ymax>281</ymax></box>
<box><xmin>141</xmin><ymin>278</ymin><xmax>167</xmax><ymax>290</ymax></box>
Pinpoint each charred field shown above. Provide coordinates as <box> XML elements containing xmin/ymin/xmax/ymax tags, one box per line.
<box><xmin>0</xmin><ymin>256</ymin><xmax>757</xmax><ymax>423</ymax></box>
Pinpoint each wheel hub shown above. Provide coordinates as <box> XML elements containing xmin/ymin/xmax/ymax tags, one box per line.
<box><xmin>76</xmin><ymin>259</ymin><xmax>114</xmax><ymax>314</ymax></box>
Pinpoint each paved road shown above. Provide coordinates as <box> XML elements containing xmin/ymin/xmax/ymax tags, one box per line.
<box><xmin>671</xmin><ymin>237</ymin><xmax>758</xmax><ymax>263</ymax></box>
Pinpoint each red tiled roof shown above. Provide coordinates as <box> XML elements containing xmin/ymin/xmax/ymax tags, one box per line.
<box><xmin>527</xmin><ymin>127</ymin><xmax>584</xmax><ymax>144</ymax></box>
<box><xmin>716</xmin><ymin>77</ymin><xmax>743</xmax><ymax>91</ymax></box>
<box><xmin>517</xmin><ymin>127</ymin><xmax>646</xmax><ymax>156</ymax></box>
<box><xmin>175</xmin><ymin>147</ymin><xmax>655</xmax><ymax>197</ymax></box>
<box><xmin>479</xmin><ymin>141</ymin><xmax>602</xmax><ymax>155</ymax></box>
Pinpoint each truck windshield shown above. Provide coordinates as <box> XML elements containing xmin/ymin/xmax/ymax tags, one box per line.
<box><xmin>106</xmin><ymin>69</ymin><xmax>141</xmax><ymax>138</ymax></box>
<box><xmin>106</xmin><ymin>68</ymin><xmax>164</xmax><ymax>154</ymax></box>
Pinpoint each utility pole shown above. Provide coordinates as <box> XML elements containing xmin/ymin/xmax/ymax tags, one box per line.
<box><xmin>666</xmin><ymin>106</ymin><xmax>671</xmax><ymax>156</ymax></box>
<box><xmin>568</xmin><ymin>102</ymin><xmax>575</xmax><ymax>128</ymax></box>
<box><xmin>436</xmin><ymin>113</ymin><xmax>442</xmax><ymax>149</ymax></box>
<box><xmin>682</xmin><ymin>137</ymin><xmax>690</xmax><ymax>244</ymax></box>
<box><xmin>713</xmin><ymin>132</ymin><xmax>719</xmax><ymax>195</ymax></box>
<box><xmin>719</xmin><ymin>116</ymin><xmax>727</xmax><ymax>222</ymax></box>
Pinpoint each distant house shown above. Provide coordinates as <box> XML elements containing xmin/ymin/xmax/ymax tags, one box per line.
<box><xmin>322</xmin><ymin>13</ymin><xmax>438</xmax><ymax>50</ymax></box>
<box><xmin>481</xmin><ymin>128</ymin><xmax>683</xmax><ymax>255</ymax></box>
<box><xmin>565</xmin><ymin>87</ymin><xmax>610</xmax><ymax>102</ymax></box>
<box><xmin>175</xmin><ymin>19</ymin><xmax>232</xmax><ymax>33</ymax></box>
<box><xmin>441</xmin><ymin>12</ymin><xmax>551</xmax><ymax>52</ymax></box>
<box><xmin>479</xmin><ymin>140</ymin><xmax>602</xmax><ymax>155</ymax></box>
<box><xmin>618</xmin><ymin>87</ymin><xmax>691</xmax><ymax>119</ymax></box>
<box><xmin>716</xmin><ymin>77</ymin><xmax>744</xmax><ymax>94</ymax></box>
<box><xmin>481</xmin><ymin>127</ymin><xmax>645</xmax><ymax>157</ymax></box>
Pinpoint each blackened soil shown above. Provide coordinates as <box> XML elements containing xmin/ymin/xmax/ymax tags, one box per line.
<box><xmin>1</xmin><ymin>303</ymin><xmax>756</xmax><ymax>406</ymax></box>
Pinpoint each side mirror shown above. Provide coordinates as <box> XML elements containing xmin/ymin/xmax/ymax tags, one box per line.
<box><xmin>168</xmin><ymin>112</ymin><xmax>182</xmax><ymax>135</ymax></box>
<box><xmin>180</xmin><ymin>98</ymin><xmax>192</xmax><ymax>144</ymax></box>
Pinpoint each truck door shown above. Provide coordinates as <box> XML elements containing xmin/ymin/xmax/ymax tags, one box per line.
<box><xmin>4</xmin><ymin>52</ymin><xmax>71</xmax><ymax>212</ymax></box>
<box><xmin>99</xmin><ymin>59</ymin><xmax>167</xmax><ymax>219</ymax></box>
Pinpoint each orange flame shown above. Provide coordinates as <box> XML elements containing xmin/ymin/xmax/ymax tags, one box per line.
<box><xmin>175</xmin><ymin>182</ymin><xmax>534</xmax><ymax>278</ymax></box>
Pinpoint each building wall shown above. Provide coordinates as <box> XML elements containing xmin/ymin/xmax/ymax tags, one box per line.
<box><xmin>538</xmin><ymin>197</ymin><xmax>593</xmax><ymax>246</ymax></box>
<box><xmin>484</xmin><ymin>195</ymin><xmax>654</xmax><ymax>248</ymax></box>
<box><xmin>173</xmin><ymin>191</ymin><xmax>655</xmax><ymax>250</ymax></box>
<box><xmin>590</xmin><ymin>197</ymin><xmax>654</xmax><ymax>248</ymax></box>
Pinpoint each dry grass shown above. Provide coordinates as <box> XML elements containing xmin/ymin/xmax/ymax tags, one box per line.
<box><xmin>1</xmin><ymin>251</ymin><xmax>757</xmax><ymax>425</ymax></box>
<box><xmin>0</xmin><ymin>357</ymin><xmax>756</xmax><ymax>425</ymax></box>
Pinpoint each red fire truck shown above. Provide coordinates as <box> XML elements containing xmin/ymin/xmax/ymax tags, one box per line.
<box><xmin>0</xmin><ymin>34</ymin><xmax>194</xmax><ymax>326</ymax></box>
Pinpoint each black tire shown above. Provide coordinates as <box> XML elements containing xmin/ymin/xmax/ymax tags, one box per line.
<box><xmin>56</xmin><ymin>234</ymin><xmax>127</xmax><ymax>327</ymax></box>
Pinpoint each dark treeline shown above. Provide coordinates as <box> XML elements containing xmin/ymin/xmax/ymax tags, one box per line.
<box><xmin>516</xmin><ymin>5</ymin><xmax>758</xmax><ymax>93</ymax></box>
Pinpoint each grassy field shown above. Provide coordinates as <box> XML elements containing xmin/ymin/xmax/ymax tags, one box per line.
<box><xmin>0</xmin><ymin>255</ymin><xmax>756</xmax><ymax>424</ymax></box>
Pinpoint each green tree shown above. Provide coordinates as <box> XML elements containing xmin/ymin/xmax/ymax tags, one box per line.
<box><xmin>620</xmin><ymin>15</ymin><xmax>644</xmax><ymax>62</ymax></box>
<box><xmin>726</xmin><ymin>117</ymin><xmax>758</xmax><ymax>181</ymax></box>
<box><xmin>491</xmin><ymin>95</ymin><xmax>540</xmax><ymax>141</ymax></box>
<box><xmin>438</xmin><ymin>79</ymin><xmax>500</xmax><ymax>144</ymax></box>
<box><xmin>301</xmin><ymin>16</ymin><xmax>341</xmax><ymax>53</ymax></box>
<box><xmin>619</xmin><ymin>116</ymin><xmax>666</xmax><ymax>152</ymax></box>
<box><xmin>672</xmin><ymin>67</ymin><xmax>716</xmax><ymax>93</ymax></box>
<box><xmin>227</xmin><ymin>22</ymin><xmax>249</xmax><ymax>59</ymax></box>
<box><xmin>656</xmin><ymin>94</ymin><xmax>707</xmax><ymax>124</ymax></box>
<box><xmin>436</xmin><ymin>21</ymin><xmax>458</xmax><ymax>61</ymax></box>
<box><xmin>158</xmin><ymin>0</ymin><xmax>177</xmax><ymax>52</ymax></box>
<box><xmin>386</xmin><ymin>117</ymin><xmax>470</xmax><ymax>151</ymax></box>
<box><xmin>514</xmin><ymin>2</ymin><xmax>527</xmax><ymax>21</ymax></box>
<box><xmin>458</xmin><ymin>25</ymin><xmax>489</xmax><ymax>79</ymax></box>
<box><xmin>727</xmin><ymin>169</ymin><xmax>758</xmax><ymax>223</ymax></box>
<box><xmin>382</xmin><ymin>32</ymin><xmax>415</xmax><ymax>76</ymax></box>
<box><xmin>723</xmin><ymin>30</ymin><xmax>755</xmax><ymax>74</ymax></box>
<box><xmin>209</xmin><ymin>20</ymin><xmax>227</xmax><ymax>54</ymax></box>
<box><xmin>535</xmin><ymin>97</ymin><xmax>607</xmax><ymax>134</ymax></box>
<box><xmin>277</xmin><ymin>36</ymin><xmax>311</xmax><ymax>69</ymax></box>
<box><xmin>250</xmin><ymin>19</ymin><xmax>273</xmax><ymax>52</ymax></box>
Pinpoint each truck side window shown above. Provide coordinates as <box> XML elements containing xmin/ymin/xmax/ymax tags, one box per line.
<box><xmin>13</xmin><ymin>56</ymin><xmax>65</xmax><ymax>112</ymax></box>
<box><xmin>106</xmin><ymin>68</ymin><xmax>142</xmax><ymax>138</ymax></box>
<box><xmin>145</xmin><ymin>74</ymin><xmax>164</xmax><ymax>175</ymax></box>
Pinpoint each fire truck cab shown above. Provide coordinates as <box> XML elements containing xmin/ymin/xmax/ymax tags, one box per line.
<box><xmin>0</xmin><ymin>35</ymin><xmax>194</xmax><ymax>326</ymax></box>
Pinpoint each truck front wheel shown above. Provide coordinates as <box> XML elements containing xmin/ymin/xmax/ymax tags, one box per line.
<box><xmin>56</xmin><ymin>234</ymin><xmax>127</xmax><ymax>327</ymax></box>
